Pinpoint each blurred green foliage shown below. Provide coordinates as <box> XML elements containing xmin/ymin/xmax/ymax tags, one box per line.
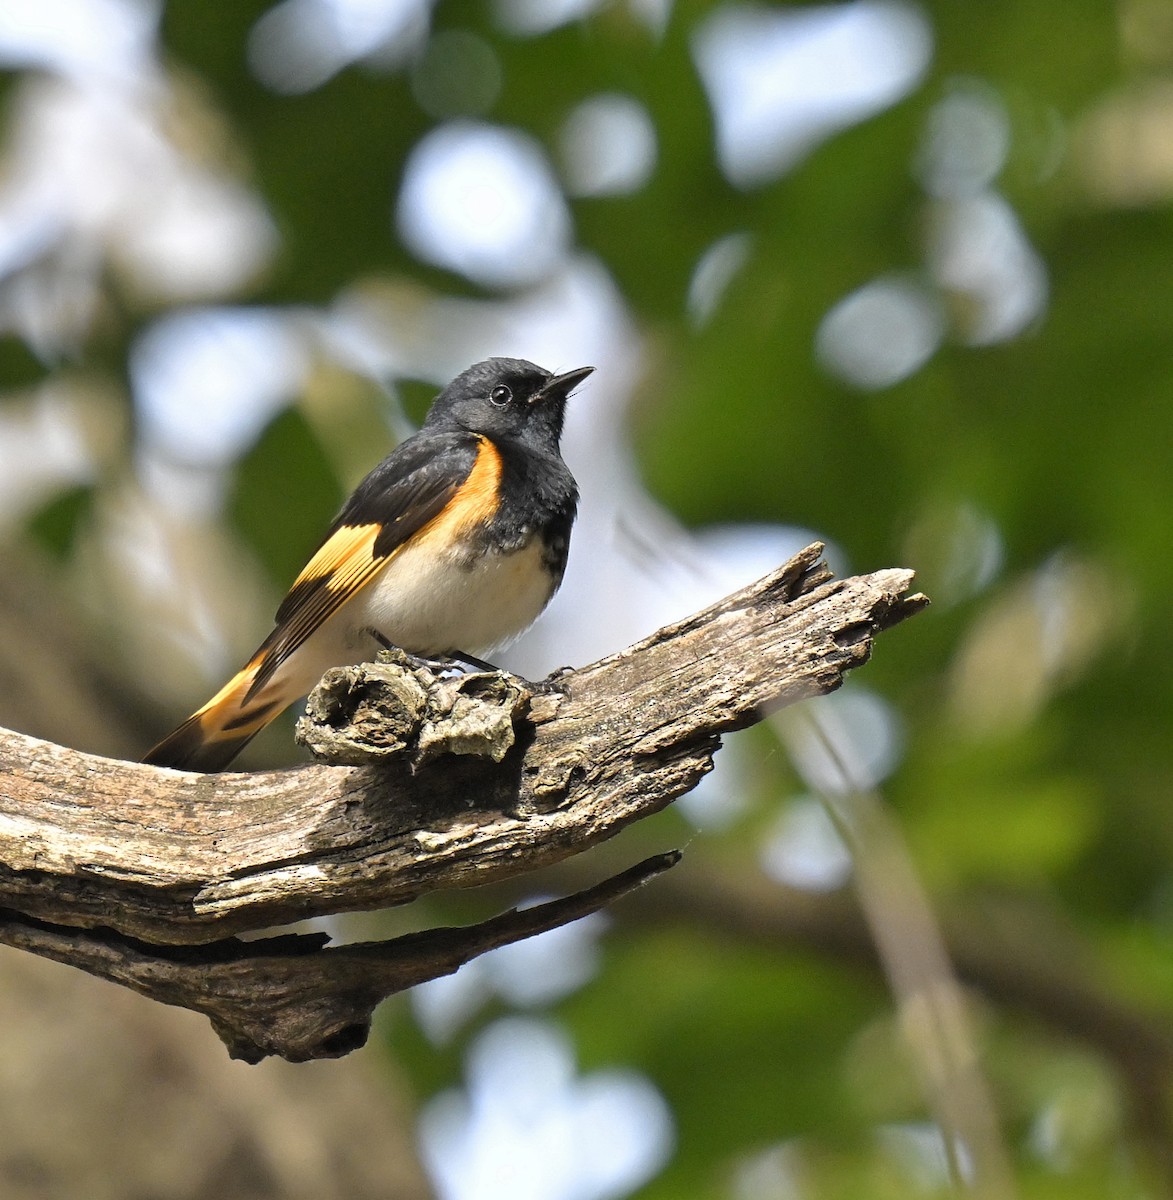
<box><xmin>5</xmin><ymin>0</ymin><xmax>1173</xmax><ymax>1196</ymax></box>
<box><xmin>229</xmin><ymin>406</ymin><xmax>343</xmax><ymax>585</ymax></box>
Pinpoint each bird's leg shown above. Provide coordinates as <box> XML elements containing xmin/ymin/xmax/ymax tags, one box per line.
<box><xmin>367</xmin><ymin>628</ymin><xmax>397</xmax><ymax>653</ymax></box>
<box><xmin>445</xmin><ymin>650</ymin><xmax>500</xmax><ymax>674</ymax></box>
<box><xmin>366</xmin><ymin>631</ymin><xmax>564</xmax><ymax>690</ymax></box>
<box><xmin>445</xmin><ymin>650</ymin><xmax>573</xmax><ymax>694</ymax></box>
<box><xmin>366</xmin><ymin>629</ymin><xmax>457</xmax><ymax>675</ymax></box>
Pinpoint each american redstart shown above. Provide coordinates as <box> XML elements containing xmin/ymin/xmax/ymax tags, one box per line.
<box><xmin>144</xmin><ymin>357</ymin><xmax>593</xmax><ymax>773</ymax></box>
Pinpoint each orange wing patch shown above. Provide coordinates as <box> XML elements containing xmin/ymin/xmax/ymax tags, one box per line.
<box><xmin>242</xmin><ymin>523</ymin><xmax>383</xmax><ymax>702</ymax></box>
<box><xmin>294</xmin><ymin>522</ymin><xmax>381</xmax><ymax>592</ymax></box>
<box><xmin>276</xmin><ymin>520</ymin><xmax>383</xmax><ymax>654</ymax></box>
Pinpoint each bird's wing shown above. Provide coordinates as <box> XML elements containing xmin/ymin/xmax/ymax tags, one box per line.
<box><xmin>243</xmin><ymin>431</ymin><xmax>497</xmax><ymax>701</ymax></box>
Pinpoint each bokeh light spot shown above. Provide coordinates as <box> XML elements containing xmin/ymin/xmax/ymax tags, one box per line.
<box><xmin>559</xmin><ymin>93</ymin><xmax>657</xmax><ymax>197</ymax></box>
<box><xmin>760</xmin><ymin>795</ymin><xmax>853</xmax><ymax>891</ymax></box>
<box><xmin>420</xmin><ymin>1018</ymin><xmax>673</xmax><ymax>1200</ymax></box>
<box><xmin>249</xmin><ymin>0</ymin><xmax>430</xmax><ymax>93</ymax></box>
<box><xmin>693</xmin><ymin>1</ymin><xmax>932</xmax><ymax>187</ymax></box>
<box><xmin>817</xmin><ymin>274</ymin><xmax>945</xmax><ymax>390</ymax></box>
<box><xmin>917</xmin><ymin>79</ymin><xmax>1011</xmax><ymax>198</ymax></box>
<box><xmin>926</xmin><ymin>192</ymin><xmax>1047</xmax><ymax>344</ymax></box>
<box><xmin>396</xmin><ymin>121</ymin><xmax>572</xmax><ymax>289</ymax></box>
<box><xmin>687</xmin><ymin>231</ymin><xmax>752</xmax><ymax>326</ymax></box>
<box><xmin>132</xmin><ymin>307</ymin><xmax>308</xmax><ymax>467</ymax></box>
<box><xmin>493</xmin><ymin>0</ymin><xmax>602</xmax><ymax>38</ymax></box>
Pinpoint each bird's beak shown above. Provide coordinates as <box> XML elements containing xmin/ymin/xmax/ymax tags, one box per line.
<box><xmin>534</xmin><ymin>365</ymin><xmax>594</xmax><ymax>403</ymax></box>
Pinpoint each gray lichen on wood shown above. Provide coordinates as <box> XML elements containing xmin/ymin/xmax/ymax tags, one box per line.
<box><xmin>0</xmin><ymin>543</ymin><xmax>926</xmax><ymax>1060</ymax></box>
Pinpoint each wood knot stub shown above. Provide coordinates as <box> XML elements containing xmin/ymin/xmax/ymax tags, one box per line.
<box><xmin>296</xmin><ymin>656</ymin><xmax>429</xmax><ymax>764</ymax></box>
<box><xmin>415</xmin><ymin>672</ymin><xmax>527</xmax><ymax>767</ymax></box>
<box><xmin>296</xmin><ymin>651</ymin><xmax>530</xmax><ymax>769</ymax></box>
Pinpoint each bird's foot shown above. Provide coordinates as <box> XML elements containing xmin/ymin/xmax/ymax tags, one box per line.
<box><xmin>366</xmin><ymin>631</ymin><xmax>571</xmax><ymax>693</ymax></box>
<box><xmin>366</xmin><ymin>631</ymin><xmax>455</xmax><ymax>677</ymax></box>
<box><xmin>439</xmin><ymin>651</ymin><xmax>571</xmax><ymax>695</ymax></box>
<box><xmin>528</xmin><ymin>673</ymin><xmax>572</xmax><ymax>697</ymax></box>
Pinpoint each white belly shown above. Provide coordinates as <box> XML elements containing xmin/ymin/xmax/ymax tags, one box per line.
<box><xmin>349</xmin><ymin>535</ymin><xmax>555</xmax><ymax>659</ymax></box>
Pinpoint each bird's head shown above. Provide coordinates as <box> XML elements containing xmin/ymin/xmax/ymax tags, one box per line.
<box><xmin>423</xmin><ymin>358</ymin><xmax>593</xmax><ymax>451</ymax></box>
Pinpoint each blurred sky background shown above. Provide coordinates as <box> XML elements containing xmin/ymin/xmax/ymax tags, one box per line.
<box><xmin>3</xmin><ymin>1</ymin><xmax>1173</xmax><ymax>1198</ymax></box>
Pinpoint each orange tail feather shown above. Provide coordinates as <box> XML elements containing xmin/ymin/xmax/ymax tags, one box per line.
<box><xmin>143</xmin><ymin>659</ymin><xmax>292</xmax><ymax>773</ymax></box>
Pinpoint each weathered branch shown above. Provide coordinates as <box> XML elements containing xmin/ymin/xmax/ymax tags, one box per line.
<box><xmin>0</xmin><ymin>852</ymin><xmax>678</xmax><ymax>1064</ymax></box>
<box><xmin>0</xmin><ymin>543</ymin><xmax>926</xmax><ymax>1058</ymax></box>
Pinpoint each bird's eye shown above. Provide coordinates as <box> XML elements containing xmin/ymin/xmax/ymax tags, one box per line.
<box><xmin>489</xmin><ymin>384</ymin><xmax>512</xmax><ymax>407</ymax></box>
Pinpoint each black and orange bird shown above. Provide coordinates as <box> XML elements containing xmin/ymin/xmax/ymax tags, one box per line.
<box><xmin>144</xmin><ymin>357</ymin><xmax>593</xmax><ymax>773</ymax></box>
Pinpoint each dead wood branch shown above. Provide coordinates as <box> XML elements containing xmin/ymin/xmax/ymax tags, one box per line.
<box><xmin>0</xmin><ymin>543</ymin><xmax>926</xmax><ymax>1059</ymax></box>
<box><xmin>0</xmin><ymin>852</ymin><xmax>677</xmax><ymax>1063</ymax></box>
